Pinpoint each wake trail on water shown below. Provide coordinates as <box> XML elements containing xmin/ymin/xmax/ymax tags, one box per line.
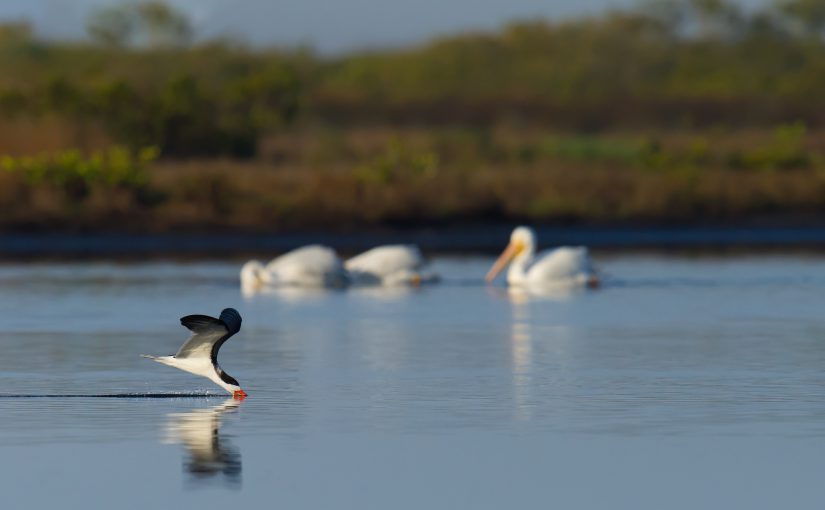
<box><xmin>0</xmin><ymin>393</ymin><xmax>220</xmax><ymax>399</ymax></box>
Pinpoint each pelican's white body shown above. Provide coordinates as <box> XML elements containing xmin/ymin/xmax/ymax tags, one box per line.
<box><xmin>507</xmin><ymin>246</ymin><xmax>594</xmax><ymax>287</ymax></box>
<box><xmin>490</xmin><ymin>227</ymin><xmax>597</xmax><ymax>288</ymax></box>
<box><xmin>266</xmin><ymin>245</ymin><xmax>347</xmax><ymax>287</ymax></box>
<box><xmin>241</xmin><ymin>245</ymin><xmax>347</xmax><ymax>292</ymax></box>
<box><xmin>345</xmin><ymin>245</ymin><xmax>438</xmax><ymax>286</ymax></box>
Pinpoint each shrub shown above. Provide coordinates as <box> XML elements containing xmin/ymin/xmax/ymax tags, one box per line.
<box><xmin>0</xmin><ymin>145</ymin><xmax>157</xmax><ymax>199</ymax></box>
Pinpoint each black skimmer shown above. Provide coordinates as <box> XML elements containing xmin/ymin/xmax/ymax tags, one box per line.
<box><xmin>142</xmin><ymin>308</ymin><xmax>248</xmax><ymax>399</ymax></box>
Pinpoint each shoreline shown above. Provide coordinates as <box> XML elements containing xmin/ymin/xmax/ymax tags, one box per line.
<box><xmin>6</xmin><ymin>225</ymin><xmax>825</xmax><ymax>259</ymax></box>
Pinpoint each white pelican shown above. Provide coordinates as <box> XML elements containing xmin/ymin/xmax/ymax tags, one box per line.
<box><xmin>345</xmin><ymin>245</ymin><xmax>438</xmax><ymax>286</ymax></box>
<box><xmin>142</xmin><ymin>308</ymin><xmax>247</xmax><ymax>399</ymax></box>
<box><xmin>240</xmin><ymin>245</ymin><xmax>348</xmax><ymax>290</ymax></box>
<box><xmin>485</xmin><ymin>226</ymin><xmax>599</xmax><ymax>288</ymax></box>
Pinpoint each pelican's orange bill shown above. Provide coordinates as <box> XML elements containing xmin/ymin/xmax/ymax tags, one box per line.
<box><xmin>485</xmin><ymin>242</ymin><xmax>521</xmax><ymax>283</ymax></box>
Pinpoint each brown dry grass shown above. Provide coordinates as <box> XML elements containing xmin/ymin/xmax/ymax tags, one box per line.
<box><xmin>3</xmin><ymin>125</ymin><xmax>825</xmax><ymax>232</ymax></box>
<box><xmin>0</xmin><ymin>117</ymin><xmax>112</xmax><ymax>156</ymax></box>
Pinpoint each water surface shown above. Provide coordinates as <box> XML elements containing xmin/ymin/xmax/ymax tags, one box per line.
<box><xmin>1</xmin><ymin>255</ymin><xmax>824</xmax><ymax>508</ymax></box>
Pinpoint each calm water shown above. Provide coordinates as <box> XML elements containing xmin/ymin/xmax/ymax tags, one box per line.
<box><xmin>2</xmin><ymin>254</ymin><xmax>825</xmax><ymax>508</ymax></box>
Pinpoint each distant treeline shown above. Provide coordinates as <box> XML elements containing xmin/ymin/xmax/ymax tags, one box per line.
<box><xmin>4</xmin><ymin>0</ymin><xmax>825</xmax><ymax>232</ymax></box>
<box><xmin>1</xmin><ymin>0</ymin><xmax>825</xmax><ymax>158</ymax></box>
<box><xmin>3</xmin><ymin>127</ymin><xmax>825</xmax><ymax>232</ymax></box>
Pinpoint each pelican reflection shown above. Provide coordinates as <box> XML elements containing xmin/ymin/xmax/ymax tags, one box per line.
<box><xmin>506</xmin><ymin>283</ymin><xmax>582</xmax><ymax>302</ymax></box>
<box><xmin>164</xmin><ymin>399</ymin><xmax>242</xmax><ymax>487</ymax></box>
<box><xmin>242</xmin><ymin>283</ymin><xmax>339</xmax><ymax>302</ymax></box>
<box><xmin>349</xmin><ymin>284</ymin><xmax>418</xmax><ymax>301</ymax></box>
<box><xmin>510</xmin><ymin>297</ymin><xmax>534</xmax><ymax>422</ymax></box>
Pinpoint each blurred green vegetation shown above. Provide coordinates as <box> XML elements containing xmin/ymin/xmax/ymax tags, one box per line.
<box><xmin>2</xmin><ymin>127</ymin><xmax>825</xmax><ymax>231</ymax></box>
<box><xmin>2</xmin><ymin>0</ymin><xmax>825</xmax><ymax>153</ymax></box>
<box><xmin>3</xmin><ymin>0</ymin><xmax>825</xmax><ymax>230</ymax></box>
<box><xmin>1</xmin><ymin>146</ymin><xmax>156</xmax><ymax>190</ymax></box>
<box><xmin>0</xmin><ymin>146</ymin><xmax>158</xmax><ymax>207</ymax></box>
<box><xmin>0</xmin><ymin>146</ymin><xmax>161</xmax><ymax>229</ymax></box>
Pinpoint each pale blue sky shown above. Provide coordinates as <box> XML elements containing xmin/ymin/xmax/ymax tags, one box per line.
<box><xmin>0</xmin><ymin>0</ymin><xmax>771</xmax><ymax>53</ymax></box>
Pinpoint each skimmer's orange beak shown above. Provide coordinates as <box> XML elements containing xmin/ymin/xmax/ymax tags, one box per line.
<box><xmin>233</xmin><ymin>389</ymin><xmax>248</xmax><ymax>400</ymax></box>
